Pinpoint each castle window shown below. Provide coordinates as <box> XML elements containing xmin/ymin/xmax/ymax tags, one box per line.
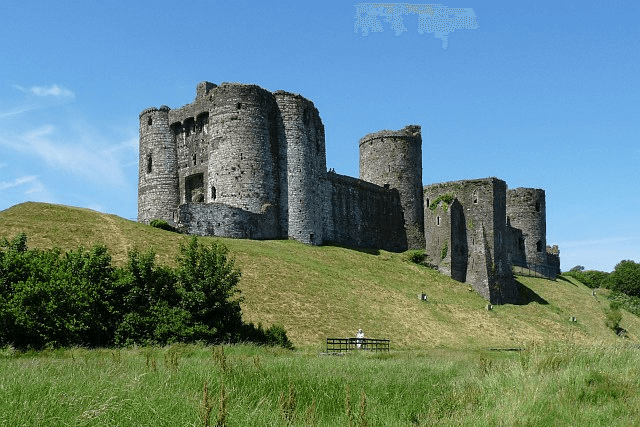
<box><xmin>426</xmin><ymin>198</ymin><xmax>430</xmax><ymax>208</ymax></box>
<box><xmin>536</xmin><ymin>240</ymin><xmax>542</xmax><ymax>252</ymax></box>
<box><xmin>303</xmin><ymin>108</ymin><xmax>310</xmax><ymax>125</ymax></box>
<box><xmin>437</xmin><ymin>216</ymin><xmax>440</xmax><ymax>226</ymax></box>
<box><xmin>211</xmin><ymin>186</ymin><xmax>216</xmax><ymax>200</ymax></box>
<box><xmin>146</xmin><ymin>154</ymin><xmax>152</xmax><ymax>174</ymax></box>
<box><xmin>236</xmin><ymin>102</ymin><xmax>242</xmax><ymax>110</ymax></box>
<box><xmin>192</xmin><ymin>154</ymin><xmax>197</xmax><ymax>166</ymax></box>
<box><xmin>473</xmin><ymin>190</ymin><xmax>478</xmax><ymax>204</ymax></box>
<box><xmin>196</xmin><ymin>112</ymin><xmax>209</xmax><ymax>133</ymax></box>
<box><xmin>170</xmin><ymin>122</ymin><xmax>182</xmax><ymax>136</ymax></box>
<box><xmin>535</xmin><ymin>201</ymin><xmax>541</xmax><ymax>212</ymax></box>
<box><xmin>184</xmin><ymin>117</ymin><xmax>195</xmax><ymax>136</ymax></box>
<box><xmin>147</xmin><ymin>117</ymin><xmax>153</xmax><ymax>126</ymax></box>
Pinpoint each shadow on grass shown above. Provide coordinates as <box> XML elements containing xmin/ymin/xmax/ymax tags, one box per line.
<box><xmin>321</xmin><ymin>241</ymin><xmax>381</xmax><ymax>256</ymax></box>
<box><xmin>556</xmin><ymin>275</ymin><xmax>578</xmax><ymax>286</ymax></box>
<box><xmin>514</xmin><ymin>279</ymin><xmax>549</xmax><ymax>305</ymax></box>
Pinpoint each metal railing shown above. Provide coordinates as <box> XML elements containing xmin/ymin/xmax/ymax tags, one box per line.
<box><xmin>326</xmin><ymin>338</ymin><xmax>390</xmax><ymax>353</ymax></box>
<box><xmin>512</xmin><ymin>259</ymin><xmax>557</xmax><ymax>280</ymax></box>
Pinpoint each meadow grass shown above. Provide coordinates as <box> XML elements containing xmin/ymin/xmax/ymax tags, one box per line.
<box><xmin>1</xmin><ymin>343</ymin><xmax>639</xmax><ymax>426</ymax></box>
<box><xmin>3</xmin><ymin>203</ymin><xmax>640</xmax><ymax>350</ymax></box>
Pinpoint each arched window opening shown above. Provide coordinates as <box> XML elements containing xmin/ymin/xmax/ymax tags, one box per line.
<box><xmin>170</xmin><ymin>122</ymin><xmax>182</xmax><ymax>137</ymax></box>
<box><xmin>184</xmin><ymin>117</ymin><xmax>195</xmax><ymax>137</ymax></box>
<box><xmin>192</xmin><ymin>153</ymin><xmax>197</xmax><ymax>166</ymax></box>
<box><xmin>536</xmin><ymin>240</ymin><xmax>542</xmax><ymax>252</ymax></box>
<box><xmin>437</xmin><ymin>216</ymin><xmax>441</xmax><ymax>226</ymax></box>
<box><xmin>426</xmin><ymin>198</ymin><xmax>430</xmax><ymax>208</ymax></box>
<box><xmin>146</xmin><ymin>154</ymin><xmax>152</xmax><ymax>174</ymax></box>
<box><xmin>472</xmin><ymin>190</ymin><xmax>478</xmax><ymax>204</ymax></box>
<box><xmin>211</xmin><ymin>186</ymin><xmax>216</xmax><ymax>201</ymax></box>
<box><xmin>147</xmin><ymin>117</ymin><xmax>153</xmax><ymax>126</ymax></box>
<box><xmin>196</xmin><ymin>112</ymin><xmax>209</xmax><ymax>133</ymax></box>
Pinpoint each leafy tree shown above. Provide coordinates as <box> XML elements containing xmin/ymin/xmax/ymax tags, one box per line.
<box><xmin>563</xmin><ymin>269</ymin><xmax>609</xmax><ymax>289</ymax></box>
<box><xmin>606</xmin><ymin>260</ymin><xmax>640</xmax><ymax>297</ymax></box>
<box><xmin>0</xmin><ymin>234</ymin><xmax>292</xmax><ymax>349</ymax></box>
<box><xmin>176</xmin><ymin>236</ymin><xmax>243</xmax><ymax>342</ymax></box>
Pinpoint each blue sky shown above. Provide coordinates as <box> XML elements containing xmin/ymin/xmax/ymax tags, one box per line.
<box><xmin>0</xmin><ymin>0</ymin><xmax>638</xmax><ymax>272</ymax></box>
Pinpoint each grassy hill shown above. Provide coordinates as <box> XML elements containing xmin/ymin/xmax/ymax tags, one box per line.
<box><xmin>2</xmin><ymin>202</ymin><xmax>638</xmax><ymax>350</ymax></box>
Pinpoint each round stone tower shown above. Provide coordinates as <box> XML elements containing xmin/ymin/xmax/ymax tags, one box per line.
<box><xmin>506</xmin><ymin>188</ymin><xmax>546</xmax><ymax>265</ymax></box>
<box><xmin>207</xmin><ymin>83</ymin><xmax>280</xmax><ymax>220</ymax></box>
<box><xmin>274</xmin><ymin>91</ymin><xmax>326</xmax><ymax>245</ymax></box>
<box><xmin>359</xmin><ymin>125</ymin><xmax>425</xmax><ymax>249</ymax></box>
<box><xmin>138</xmin><ymin>105</ymin><xmax>180</xmax><ymax>224</ymax></box>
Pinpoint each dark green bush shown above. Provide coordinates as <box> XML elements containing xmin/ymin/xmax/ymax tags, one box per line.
<box><xmin>0</xmin><ymin>234</ymin><xmax>293</xmax><ymax>350</ymax></box>
<box><xmin>563</xmin><ymin>270</ymin><xmax>609</xmax><ymax>289</ymax></box>
<box><xmin>265</xmin><ymin>324</ymin><xmax>294</xmax><ymax>349</ymax></box>
<box><xmin>149</xmin><ymin>219</ymin><xmax>177</xmax><ymax>232</ymax></box>
<box><xmin>605</xmin><ymin>301</ymin><xmax>623</xmax><ymax>332</ymax></box>
<box><xmin>606</xmin><ymin>260</ymin><xmax>640</xmax><ymax>297</ymax></box>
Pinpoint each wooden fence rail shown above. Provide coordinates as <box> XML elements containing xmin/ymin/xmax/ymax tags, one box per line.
<box><xmin>326</xmin><ymin>338</ymin><xmax>390</xmax><ymax>353</ymax></box>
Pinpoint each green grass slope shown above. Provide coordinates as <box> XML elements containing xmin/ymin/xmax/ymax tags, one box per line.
<box><xmin>2</xmin><ymin>202</ymin><xmax>639</xmax><ymax>349</ymax></box>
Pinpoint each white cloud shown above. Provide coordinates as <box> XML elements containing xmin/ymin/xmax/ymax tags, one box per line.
<box><xmin>0</xmin><ymin>106</ymin><xmax>38</xmax><ymax>119</ymax></box>
<box><xmin>0</xmin><ymin>125</ymin><xmax>131</xmax><ymax>187</ymax></box>
<box><xmin>14</xmin><ymin>84</ymin><xmax>74</xmax><ymax>98</ymax></box>
<box><xmin>0</xmin><ymin>175</ymin><xmax>38</xmax><ymax>191</ymax></box>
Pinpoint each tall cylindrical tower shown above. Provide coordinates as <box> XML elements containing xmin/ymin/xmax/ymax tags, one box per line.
<box><xmin>138</xmin><ymin>106</ymin><xmax>180</xmax><ymax>224</ymax></box>
<box><xmin>506</xmin><ymin>188</ymin><xmax>546</xmax><ymax>265</ymax></box>
<box><xmin>274</xmin><ymin>91</ymin><xmax>326</xmax><ymax>245</ymax></box>
<box><xmin>207</xmin><ymin>83</ymin><xmax>280</xmax><ymax>216</ymax></box>
<box><xmin>359</xmin><ymin>125</ymin><xmax>425</xmax><ymax>249</ymax></box>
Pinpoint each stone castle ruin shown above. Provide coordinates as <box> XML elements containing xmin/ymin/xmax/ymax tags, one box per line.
<box><xmin>139</xmin><ymin>81</ymin><xmax>560</xmax><ymax>304</ymax></box>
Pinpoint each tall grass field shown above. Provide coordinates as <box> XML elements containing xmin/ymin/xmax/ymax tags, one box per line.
<box><xmin>2</xmin><ymin>343</ymin><xmax>640</xmax><ymax>426</ymax></box>
<box><xmin>2</xmin><ymin>202</ymin><xmax>640</xmax><ymax>425</ymax></box>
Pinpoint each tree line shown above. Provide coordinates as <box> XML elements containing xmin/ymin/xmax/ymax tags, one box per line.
<box><xmin>565</xmin><ymin>261</ymin><xmax>640</xmax><ymax>296</ymax></box>
<box><xmin>0</xmin><ymin>233</ymin><xmax>292</xmax><ymax>350</ymax></box>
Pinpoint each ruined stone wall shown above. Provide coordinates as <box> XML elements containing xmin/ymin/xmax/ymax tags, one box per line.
<box><xmin>359</xmin><ymin>126</ymin><xmax>425</xmax><ymax>249</ymax></box>
<box><xmin>506</xmin><ymin>188</ymin><xmax>546</xmax><ymax>266</ymax></box>
<box><xmin>323</xmin><ymin>172</ymin><xmax>407</xmax><ymax>252</ymax></box>
<box><xmin>207</xmin><ymin>84</ymin><xmax>281</xmax><ymax>228</ymax></box>
<box><xmin>138</xmin><ymin>106</ymin><xmax>179</xmax><ymax>224</ymax></box>
<box><xmin>274</xmin><ymin>91</ymin><xmax>326</xmax><ymax>245</ymax></box>
<box><xmin>175</xmin><ymin>202</ymin><xmax>278</xmax><ymax>240</ymax></box>
<box><xmin>423</xmin><ymin>178</ymin><xmax>517</xmax><ymax>304</ymax></box>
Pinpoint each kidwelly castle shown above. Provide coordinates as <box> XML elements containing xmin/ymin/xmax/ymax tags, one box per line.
<box><xmin>138</xmin><ymin>81</ymin><xmax>560</xmax><ymax>304</ymax></box>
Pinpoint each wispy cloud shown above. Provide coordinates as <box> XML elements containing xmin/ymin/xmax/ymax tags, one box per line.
<box><xmin>0</xmin><ymin>125</ymin><xmax>132</xmax><ymax>187</ymax></box>
<box><xmin>0</xmin><ymin>106</ymin><xmax>40</xmax><ymax>119</ymax></box>
<box><xmin>14</xmin><ymin>84</ymin><xmax>75</xmax><ymax>98</ymax></box>
<box><xmin>0</xmin><ymin>175</ymin><xmax>39</xmax><ymax>191</ymax></box>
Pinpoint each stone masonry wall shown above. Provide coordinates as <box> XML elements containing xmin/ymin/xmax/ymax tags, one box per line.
<box><xmin>359</xmin><ymin>126</ymin><xmax>425</xmax><ymax>250</ymax></box>
<box><xmin>176</xmin><ymin>202</ymin><xmax>278</xmax><ymax>240</ymax></box>
<box><xmin>207</xmin><ymin>83</ymin><xmax>281</xmax><ymax>222</ymax></box>
<box><xmin>274</xmin><ymin>91</ymin><xmax>326</xmax><ymax>245</ymax></box>
<box><xmin>323</xmin><ymin>172</ymin><xmax>407</xmax><ymax>252</ymax></box>
<box><xmin>506</xmin><ymin>188</ymin><xmax>547</xmax><ymax>266</ymax></box>
<box><xmin>138</xmin><ymin>106</ymin><xmax>180</xmax><ymax>225</ymax></box>
<box><xmin>423</xmin><ymin>178</ymin><xmax>517</xmax><ymax>304</ymax></box>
